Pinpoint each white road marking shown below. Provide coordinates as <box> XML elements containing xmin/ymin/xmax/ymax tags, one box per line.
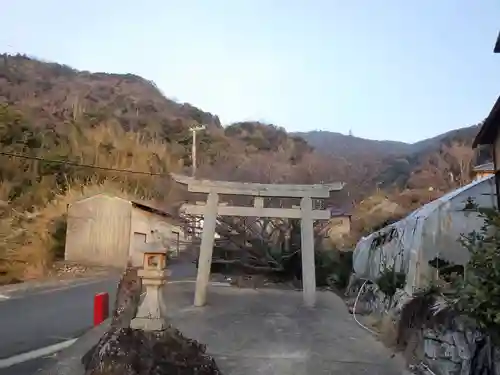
<box><xmin>0</xmin><ymin>294</ymin><xmax>10</xmax><ymax>300</ymax></box>
<box><xmin>0</xmin><ymin>338</ymin><xmax>77</xmax><ymax>369</ymax></box>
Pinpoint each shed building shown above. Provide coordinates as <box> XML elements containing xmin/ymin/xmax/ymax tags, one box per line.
<box><xmin>65</xmin><ymin>194</ymin><xmax>185</xmax><ymax>267</ymax></box>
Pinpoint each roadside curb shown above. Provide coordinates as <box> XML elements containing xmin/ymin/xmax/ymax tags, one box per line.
<box><xmin>39</xmin><ymin>320</ymin><xmax>110</xmax><ymax>375</ymax></box>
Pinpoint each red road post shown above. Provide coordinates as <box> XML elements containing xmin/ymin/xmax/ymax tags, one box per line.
<box><xmin>93</xmin><ymin>292</ymin><xmax>109</xmax><ymax>326</ymax></box>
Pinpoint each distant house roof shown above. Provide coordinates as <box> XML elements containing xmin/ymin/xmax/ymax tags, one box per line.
<box><xmin>473</xmin><ymin>162</ymin><xmax>495</xmax><ymax>172</ymax></box>
<box><xmin>495</xmin><ymin>31</ymin><xmax>500</xmax><ymax>53</ymax></box>
<box><xmin>472</xmin><ymin>96</ymin><xmax>500</xmax><ymax>148</ymax></box>
<box><xmin>327</xmin><ymin>205</ymin><xmax>352</xmax><ymax>217</ymax></box>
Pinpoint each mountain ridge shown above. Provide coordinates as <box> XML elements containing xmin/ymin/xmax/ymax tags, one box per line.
<box><xmin>293</xmin><ymin>125</ymin><xmax>480</xmax><ymax>158</ymax></box>
<box><xmin>0</xmin><ymin>53</ymin><xmax>483</xmax><ymax>200</ymax></box>
<box><xmin>0</xmin><ymin>53</ymin><xmax>486</xmax><ymax>283</ymax></box>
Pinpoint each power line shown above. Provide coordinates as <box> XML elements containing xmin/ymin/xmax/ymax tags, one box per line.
<box><xmin>0</xmin><ymin>151</ymin><xmax>168</xmax><ymax>176</ymax></box>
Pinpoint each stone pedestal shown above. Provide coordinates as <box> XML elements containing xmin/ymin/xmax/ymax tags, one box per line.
<box><xmin>130</xmin><ymin>270</ymin><xmax>169</xmax><ymax>331</ymax></box>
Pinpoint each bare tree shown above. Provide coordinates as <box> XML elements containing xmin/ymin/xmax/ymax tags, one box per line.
<box><xmin>442</xmin><ymin>141</ymin><xmax>475</xmax><ymax>186</ymax></box>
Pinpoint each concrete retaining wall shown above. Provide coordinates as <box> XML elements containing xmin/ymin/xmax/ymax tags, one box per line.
<box><xmin>348</xmin><ymin>282</ymin><xmax>500</xmax><ymax>375</ymax></box>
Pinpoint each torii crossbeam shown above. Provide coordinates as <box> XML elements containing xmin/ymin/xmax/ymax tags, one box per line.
<box><xmin>171</xmin><ymin>174</ymin><xmax>345</xmax><ymax>307</ymax></box>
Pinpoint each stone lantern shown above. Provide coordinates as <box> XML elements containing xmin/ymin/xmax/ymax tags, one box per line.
<box><xmin>130</xmin><ymin>242</ymin><xmax>170</xmax><ymax>331</ymax></box>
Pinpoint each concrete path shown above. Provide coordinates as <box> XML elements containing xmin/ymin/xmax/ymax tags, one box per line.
<box><xmin>164</xmin><ymin>283</ymin><xmax>406</xmax><ymax>375</ymax></box>
<box><xmin>1</xmin><ymin>263</ymin><xmax>407</xmax><ymax>375</ymax></box>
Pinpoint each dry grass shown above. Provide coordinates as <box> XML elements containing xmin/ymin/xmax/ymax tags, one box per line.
<box><xmin>344</xmin><ymin>192</ymin><xmax>406</xmax><ymax>246</ymax></box>
<box><xmin>0</xmin><ymin>179</ymin><xmax>156</xmax><ymax>283</ymax></box>
<box><xmin>0</xmin><ymin>119</ymin><xmax>184</xmax><ymax>284</ymax></box>
<box><xmin>376</xmin><ymin>314</ymin><xmax>399</xmax><ymax>348</ymax></box>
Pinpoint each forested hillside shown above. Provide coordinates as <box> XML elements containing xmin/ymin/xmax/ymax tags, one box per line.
<box><xmin>0</xmin><ymin>54</ymin><xmax>485</xmax><ymax>283</ymax></box>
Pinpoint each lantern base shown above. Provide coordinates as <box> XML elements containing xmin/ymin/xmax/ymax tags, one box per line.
<box><xmin>130</xmin><ymin>316</ymin><xmax>168</xmax><ymax>331</ymax></box>
<box><xmin>130</xmin><ymin>283</ymin><xmax>167</xmax><ymax>331</ymax></box>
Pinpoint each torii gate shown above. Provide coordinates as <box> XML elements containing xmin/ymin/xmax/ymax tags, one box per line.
<box><xmin>171</xmin><ymin>174</ymin><xmax>345</xmax><ymax>307</ymax></box>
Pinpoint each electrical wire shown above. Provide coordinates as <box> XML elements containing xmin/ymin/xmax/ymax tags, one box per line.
<box><xmin>0</xmin><ymin>151</ymin><xmax>168</xmax><ymax>176</ymax></box>
<box><xmin>352</xmin><ymin>279</ymin><xmax>438</xmax><ymax>375</ymax></box>
<box><xmin>352</xmin><ymin>279</ymin><xmax>377</xmax><ymax>335</ymax></box>
<box><xmin>0</xmin><ymin>151</ymin><xmax>440</xmax><ymax>375</ymax></box>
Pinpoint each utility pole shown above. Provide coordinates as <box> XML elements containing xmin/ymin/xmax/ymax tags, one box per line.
<box><xmin>493</xmin><ymin>32</ymin><xmax>499</xmax><ymax>209</ymax></box>
<box><xmin>190</xmin><ymin>125</ymin><xmax>206</xmax><ymax>178</ymax></box>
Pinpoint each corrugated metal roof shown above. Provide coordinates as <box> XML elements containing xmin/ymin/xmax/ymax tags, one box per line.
<box><xmin>406</xmin><ymin>175</ymin><xmax>494</xmax><ymax>221</ymax></box>
<box><xmin>473</xmin><ymin>162</ymin><xmax>494</xmax><ymax>172</ymax></box>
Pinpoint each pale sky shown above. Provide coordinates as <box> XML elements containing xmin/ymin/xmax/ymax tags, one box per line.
<box><xmin>1</xmin><ymin>1</ymin><xmax>499</xmax><ymax>143</ymax></box>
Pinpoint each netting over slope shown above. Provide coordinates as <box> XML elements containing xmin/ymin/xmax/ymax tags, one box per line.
<box><xmin>352</xmin><ymin>175</ymin><xmax>496</xmax><ymax>293</ymax></box>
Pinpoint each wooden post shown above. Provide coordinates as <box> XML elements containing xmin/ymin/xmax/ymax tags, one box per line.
<box><xmin>194</xmin><ymin>191</ymin><xmax>219</xmax><ymax>306</ymax></box>
<box><xmin>300</xmin><ymin>196</ymin><xmax>316</xmax><ymax>307</ymax></box>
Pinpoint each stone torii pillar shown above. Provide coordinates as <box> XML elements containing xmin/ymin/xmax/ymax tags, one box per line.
<box><xmin>171</xmin><ymin>174</ymin><xmax>345</xmax><ymax>307</ymax></box>
<box><xmin>194</xmin><ymin>191</ymin><xmax>219</xmax><ymax>307</ymax></box>
<box><xmin>300</xmin><ymin>196</ymin><xmax>315</xmax><ymax>306</ymax></box>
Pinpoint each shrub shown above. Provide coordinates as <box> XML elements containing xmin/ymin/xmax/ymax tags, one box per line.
<box><xmin>375</xmin><ymin>265</ymin><xmax>406</xmax><ymax>298</ymax></box>
<box><xmin>458</xmin><ymin>207</ymin><xmax>500</xmax><ymax>339</ymax></box>
<box><xmin>315</xmin><ymin>249</ymin><xmax>353</xmax><ymax>289</ymax></box>
<box><xmin>0</xmin><ymin>104</ymin><xmax>184</xmax><ymax>284</ymax></box>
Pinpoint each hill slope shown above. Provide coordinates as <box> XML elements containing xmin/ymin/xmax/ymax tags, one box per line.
<box><xmin>1</xmin><ymin>54</ymin><xmax>486</xmax><ymax>193</ymax></box>
<box><xmin>293</xmin><ymin>130</ymin><xmax>410</xmax><ymax>157</ymax></box>
<box><xmin>0</xmin><ymin>54</ymin><xmax>485</xmax><ymax>199</ymax></box>
<box><xmin>0</xmin><ymin>53</ymin><xmax>487</xmax><ymax>283</ymax></box>
<box><xmin>294</xmin><ymin>126</ymin><xmax>480</xmax><ymax>159</ymax></box>
<box><xmin>295</xmin><ymin>125</ymin><xmax>482</xmax><ymax>190</ymax></box>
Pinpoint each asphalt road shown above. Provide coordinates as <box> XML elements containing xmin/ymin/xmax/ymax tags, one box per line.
<box><xmin>0</xmin><ymin>277</ymin><xmax>119</xmax><ymax>358</ymax></box>
<box><xmin>0</xmin><ymin>261</ymin><xmax>197</xmax><ymax>375</ymax></box>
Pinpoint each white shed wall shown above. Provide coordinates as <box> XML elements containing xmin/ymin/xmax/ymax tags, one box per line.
<box><xmin>65</xmin><ymin>194</ymin><xmax>132</xmax><ymax>267</ymax></box>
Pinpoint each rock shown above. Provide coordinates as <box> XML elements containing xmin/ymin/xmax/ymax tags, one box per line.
<box><xmin>83</xmin><ymin>326</ymin><xmax>222</xmax><ymax>375</ymax></box>
<box><xmin>465</xmin><ymin>329</ymin><xmax>483</xmax><ymax>346</ymax></box>
<box><xmin>442</xmin><ymin>331</ymin><xmax>455</xmax><ymax>346</ymax></box>
<box><xmin>423</xmin><ymin>328</ymin><xmax>440</xmax><ymax>341</ymax></box>
<box><xmin>82</xmin><ymin>266</ymin><xmax>142</xmax><ymax>369</ymax></box>
<box><xmin>440</xmin><ymin>342</ymin><xmax>460</xmax><ymax>363</ymax></box>
<box><xmin>494</xmin><ymin>348</ymin><xmax>500</xmax><ymax>375</ymax></box>
<box><xmin>432</xmin><ymin>360</ymin><xmax>461</xmax><ymax>375</ymax></box>
<box><xmin>459</xmin><ymin>360</ymin><xmax>471</xmax><ymax>375</ymax></box>
<box><xmin>452</xmin><ymin>332</ymin><xmax>471</xmax><ymax>361</ymax></box>
<box><xmin>424</xmin><ymin>339</ymin><xmax>440</xmax><ymax>360</ymax></box>
<box><xmin>82</xmin><ymin>264</ymin><xmax>222</xmax><ymax>375</ymax></box>
<box><xmin>111</xmin><ymin>266</ymin><xmax>142</xmax><ymax>329</ymax></box>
